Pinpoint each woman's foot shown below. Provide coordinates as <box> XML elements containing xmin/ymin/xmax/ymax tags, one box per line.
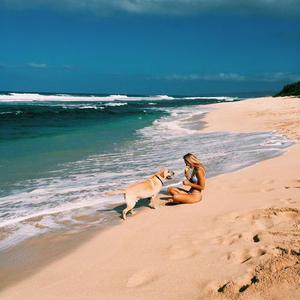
<box><xmin>165</xmin><ymin>199</ymin><xmax>180</xmax><ymax>205</ymax></box>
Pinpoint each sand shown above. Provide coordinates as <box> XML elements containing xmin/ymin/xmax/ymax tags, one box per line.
<box><xmin>1</xmin><ymin>96</ymin><xmax>299</xmax><ymax>300</ymax></box>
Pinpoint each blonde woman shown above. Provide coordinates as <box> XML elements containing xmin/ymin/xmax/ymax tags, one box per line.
<box><xmin>167</xmin><ymin>153</ymin><xmax>205</xmax><ymax>204</ymax></box>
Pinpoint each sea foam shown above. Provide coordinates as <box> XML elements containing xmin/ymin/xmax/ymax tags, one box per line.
<box><xmin>0</xmin><ymin>92</ymin><xmax>237</xmax><ymax>102</ymax></box>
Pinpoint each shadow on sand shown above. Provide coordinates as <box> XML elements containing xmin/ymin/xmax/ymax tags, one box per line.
<box><xmin>97</xmin><ymin>198</ymin><xmax>153</xmax><ymax>219</ymax></box>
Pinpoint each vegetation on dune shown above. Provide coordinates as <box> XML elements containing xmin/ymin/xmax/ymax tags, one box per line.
<box><xmin>274</xmin><ymin>81</ymin><xmax>300</xmax><ymax>97</ymax></box>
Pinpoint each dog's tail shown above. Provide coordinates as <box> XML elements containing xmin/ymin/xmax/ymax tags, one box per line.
<box><xmin>105</xmin><ymin>189</ymin><xmax>125</xmax><ymax>196</ymax></box>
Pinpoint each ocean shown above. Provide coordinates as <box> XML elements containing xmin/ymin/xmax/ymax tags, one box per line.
<box><xmin>0</xmin><ymin>92</ymin><xmax>295</xmax><ymax>252</ymax></box>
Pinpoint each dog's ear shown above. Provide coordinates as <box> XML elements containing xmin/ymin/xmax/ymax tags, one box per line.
<box><xmin>158</xmin><ymin>169</ymin><xmax>168</xmax><ymax>179</ymax></box>
<box><xmin>164</xmin><ymin>169</ymin><xmax>169</xmax><ymax>178</ymax></box>
<box><xmin>157</xmin><ymin>169</ymin><xmax>164</xmax><ymax>178</ymax></box>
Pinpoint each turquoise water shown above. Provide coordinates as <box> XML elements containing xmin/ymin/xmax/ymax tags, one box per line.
<box><xmin>0</xmin><ymin>92</ymin><xmax>295</xmax><ymax>250</ymax></box>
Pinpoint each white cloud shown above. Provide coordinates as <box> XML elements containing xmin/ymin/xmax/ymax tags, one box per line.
<box><xmin>25</xmin><ymin>63</ymin><xmax>79</xmax><ymax>71</ymax></box>
<box><xmin>27</xmin><ymin>63</ymin><xmax>48</xmax><ymax>69</ymax></box>
<box><xmin>0</xmin><ymin>0</ymin><xmax>299</xmax><ymax>18</ymax></box>
<box><xmin>254</xmin><ymin>72</ymin><xmax>300</xmax><ymax>82</ymax></box>
<box><xmin>0</xmin><ymin>62</ymin><xmax>78</xmax><ymax>71</ymax></box>
<box><xmin>158</xmin><ymin>73</ymin><xmax>246</xmax><ymax>82</ymax></box>
<box><xmin>152</xmin><ymin>72</ymin><xmax>300</xmax><ymax>82</ymax></box>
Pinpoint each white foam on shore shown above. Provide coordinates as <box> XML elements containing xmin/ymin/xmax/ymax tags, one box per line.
<box><xmin>139</xmin><ymin>105</ymin><xmax>214</xmax><ymax>139</ymax></box>
<box><xmin>183</xmin><ymin>96</ymin><xmax>238</xmax><ymax>101</ymax></box>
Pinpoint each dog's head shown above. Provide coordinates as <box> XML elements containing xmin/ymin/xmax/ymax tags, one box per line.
<box><xmin>157</xmin><ymin>168</ymin><xmax>174</xmax><ymax>181</ymax></box>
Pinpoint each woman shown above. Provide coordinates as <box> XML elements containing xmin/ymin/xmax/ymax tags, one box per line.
<box><xmin>167</xmin><ymin>153</ymin><xmax>205</xmax><ymax>204</ymax></box>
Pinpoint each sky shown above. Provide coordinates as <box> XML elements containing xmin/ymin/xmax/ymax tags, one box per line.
<box><xmin>0</xmin><ymin>0</ymin><xmax>300</xmax><ymax>95</ymax></box>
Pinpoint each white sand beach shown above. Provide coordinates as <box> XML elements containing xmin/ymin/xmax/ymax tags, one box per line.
<box><xmin>1</xmin><ymin>96</ymin><xmax>299</xmax><ymax>300</ymax></box>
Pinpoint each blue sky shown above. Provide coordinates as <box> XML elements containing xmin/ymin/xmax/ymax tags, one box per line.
<box><xmin>0</xmin><ymin>0</ymin><xmax>299</xmax><ymax>95</ymax></box>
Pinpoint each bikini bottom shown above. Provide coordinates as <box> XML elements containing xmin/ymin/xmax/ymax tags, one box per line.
<box><xmin>188</xmin><ymin>190</ymin><xmax>201</xmax><ymax>195</ymax></box>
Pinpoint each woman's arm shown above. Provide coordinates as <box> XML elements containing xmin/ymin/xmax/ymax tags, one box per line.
<box><xmin>185</xmin><ymin>168</ymin><xmax>197</xmax><ymax>183</ymax></box>
<box><xmin>183</xmin><ymin>168</ymin><xmax>205</xmax><ymax>191</ymax></box>
<box><xmin>184</xmin><ymin>168</ymin><xmax>192</xmax><ymax>181</ymax></box>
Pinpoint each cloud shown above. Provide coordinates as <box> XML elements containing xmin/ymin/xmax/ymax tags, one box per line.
<box><xmin>27</xmin><ymin>63</ymin><xmax>48</xmax><ymax>69</ymax></box>
<box><xmin>255</xmin><ymin>72</ymin><xmax>300</xmax><ymax>82</ymax></box>
<box><xmin>151</xmin><ymin>72</ymin><xmax>300</xmax><ymax>82</ymax></box>
<box><xmin>0</xmin><ymin>62</ymin><xmax>79</xmax><ymax>71</ymax></box>
<box><xmin>0</xmin><ymin>0</ymin><xmax>299</xmax><ymax>18</ymax></box>
<box><xmin>158</xmin><ymin>73</ymin><xmax>246</xmax><ymax>82</ymax></box>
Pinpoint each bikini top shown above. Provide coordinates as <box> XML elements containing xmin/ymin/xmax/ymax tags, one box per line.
<box><xmin>189</xmin><ymin>167</ymin><xmax>206</xmax><ymax>182</ymax></box>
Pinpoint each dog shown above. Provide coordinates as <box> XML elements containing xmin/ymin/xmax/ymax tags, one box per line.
<box><xmin>105</xmin><ymin>168</ymin><xmax>174</xmax><ymax>220</ymax></box>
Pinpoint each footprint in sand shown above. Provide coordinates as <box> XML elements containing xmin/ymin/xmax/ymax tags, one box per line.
<box><xmin>262</xmin><ymin>180</ymin><xmax>275</xmax><ymax>185</ymax></box>
<box><xmin>220</xmin><ymin>211</ymin><xmax>242</xmax><ymax>221</ymax></box>
<box><xmin>268</xmin><ymin>256</ymin><xmax>298</xmax><ymax>272</ymax></box>
<box><xmin>254</xmin><ymin>208</ymin><xmax>299</xmax><ymax>226</ymax></box>
<box><xmin>223</xmin><ymin>248</ymin><xmax>266</xmax><ymax>264</ymax></box>
<box><xmin>218</xmin><ymin>245</ymin><xmax>299</xmax><ymax>295</ymax></box>
<box><xmin>278</xmin><ymin>198</ymin><xmax>297</xmax><ymax>205</ymax></box>
<box><xmin>201</xmin><ymin>227</ymin><xmax>232</xmax><ymax>239</ymax></box>
<box><xmin>232</xmin><ymin>271</ymin><xmax>255</xmax><ymax>288</ymax></box>
<box><xmin>240</xmin><ymin>178</ymin><xmax>256</xmax><ymax>183</ymax></box>
<box><xmin>241</xmin><ymin>231</ymin><xmax>261</xmax><ymax>243</ymax></box>
<box><xmin>211</xmin><ymin>231</ymin><xmax>256</xmax><ymax>245</ymax></box>
<box><xmin>263</xmin><ymin>207</ymin><xmax>300</xmax><ymax>221</ymax></box>
<box><xmin>209</xmin><ymin>236</ymin><xmax>225</xmax><ymax>245</ymax></box>
<box><xmin>169</xmin><ymin>248</ymin><xmax>198</xmax><ymax>260</ymax></box>
<box><xmin>251</xmin><ymin>231</ymin><xmax>274</xmax><ymax>243</ymax></box>
<box><xmin>292</xmin><ymin>179</ymin><xmax>300</xmax><ymax>188</ymax></box>
<box><xmin>252</xmin><ymin>217</ymin><xmax>274</xmax><ymax>230</ymax></box>
<box><xmin>236</xmin><ymin>211</ymin><xmax>262</xmax><ymax>221</ymax></box>
<box><xmin>222</xmin><ymin>233</ymin><xmax>243</xmax><ymax>245</ymax></box>
<box><xmin>260</xmin><ymin>188</ymin><xmax>275</xmax><ymax>192</ymax></box>
<box><xmin>204</xmin><ymin>271</ymin><xmax>259</xmax><ymax>295</ymax></box>
<box><xmin>202</xmin><ymin>279</ymin><xmax>230</xmax><ymax>293</ymax></box>
<box><xmin>223</xmin><ymin>249</ymin><xmax>250</xmax><ymax>264</ymax></box>
<box><xmin>126</xmin><ymin>269</ymin><xmax>159</xmax><ymax>288</ymax></box>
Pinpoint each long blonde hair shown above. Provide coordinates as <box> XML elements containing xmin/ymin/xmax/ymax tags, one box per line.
<box><xmin>183</xmin><ymin>153</ymin><xmax>205</xmax><ymax>172</ymax></box>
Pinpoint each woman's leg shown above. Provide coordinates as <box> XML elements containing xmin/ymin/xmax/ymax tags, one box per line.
<box><xmin>167</xmin><ymin>187</ymin><xmax>202</xmax><ymax>204</ymax></box>
<box><xmin>167</xmin><ymin>187</ymin><xmax>189</xmax><ymax>204</ymax></box>
<box><xmin>167</xmin><ymin>187</ymin><xmax>189</xmax><ymax>196</ymax></box>
<box><xmin>172</xmin><ymin>193</ymin><xmax>202</xmax><ymax>204</ymax></box>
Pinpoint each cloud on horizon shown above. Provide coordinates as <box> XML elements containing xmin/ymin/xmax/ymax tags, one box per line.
<box><xmin>151</xmin><ymin>72</ymin><xmax>300</xmax><ymax>82</ymax></box>
<box><xmin>0</xmin><ymin>0</ymin><xmax>299</xmax><ymax>18</ymax></box>
<box><xmin>0</xmin><ymin>62</ymin><xmax>79</xmax><ymax>71</ymax></box>
<box><xmin>1</xmin><ymin>63</ymin><xmax>299</xmax><ymax>83</ymax></box>
<box><xmin>27</xmin><ymin>63</ymin><xmax>48</xmax><ymax>69</ymax></box>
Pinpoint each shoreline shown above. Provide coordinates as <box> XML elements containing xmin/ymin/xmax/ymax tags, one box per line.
<box><xmin>1</xmin><ymin>96</ymin><xmax>299</xmax><ymax>300</ymax></box>
<box><xmin>0</xmin><ymin>205</ymin><xmax>121</xmax><ymax>290</ymax></box>
<box><xmin>201</xmin><ymin>96</ymin><xmax>300</xmax><ymax>140</ymax></box>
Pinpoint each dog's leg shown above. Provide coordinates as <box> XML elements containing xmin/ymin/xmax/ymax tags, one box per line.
<box><xmin>149</xmin><ymin>194</ymin><xmax>159</xmax><ymax>209</ymax></box>
<box><xmin>149</xmin><ymin>194</ymin><xmax>155</xmax><ymax>208</ymax></box>
<box><xmin>122</xmin><ymin>195</ymin><xmax>136</xmax><ymax>220</ymax></box>
<box><xmin>122</xmin><ymin>206</ymin><xmax>131</xmax><ymax>220</ymax></box>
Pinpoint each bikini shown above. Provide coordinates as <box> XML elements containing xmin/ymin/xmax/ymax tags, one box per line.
<box><xmin>188</xmin><ymin>167</ymin><xmax>205</xmax><ymax>195</ymax></box>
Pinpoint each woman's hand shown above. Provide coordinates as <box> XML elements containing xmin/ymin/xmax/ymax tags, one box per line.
<box><xmin>184</xmin><ymin>171</ymin><xmax>188</xmax><ymax>177</ymax></box>
<box><xmin>184</xmin><ymin>168</ymin><xmax>190</xmax><ymax>180</ymax></box>
<box><xmin>182</xmin><ymin>180</ymin><xmax>190</xmax><ymax>186</ymax></box>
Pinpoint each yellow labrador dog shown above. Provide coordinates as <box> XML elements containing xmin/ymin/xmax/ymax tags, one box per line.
<box><xmin>105</xmin><ymin>168</ymin><xmax>174</xmax><ymax>220</ymax></box>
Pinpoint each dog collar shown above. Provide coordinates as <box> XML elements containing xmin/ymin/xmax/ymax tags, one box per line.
<box><xmin>155</xmin><ymin>175</ymin><xmax>164</xmax><ymax>185</ymax></box>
